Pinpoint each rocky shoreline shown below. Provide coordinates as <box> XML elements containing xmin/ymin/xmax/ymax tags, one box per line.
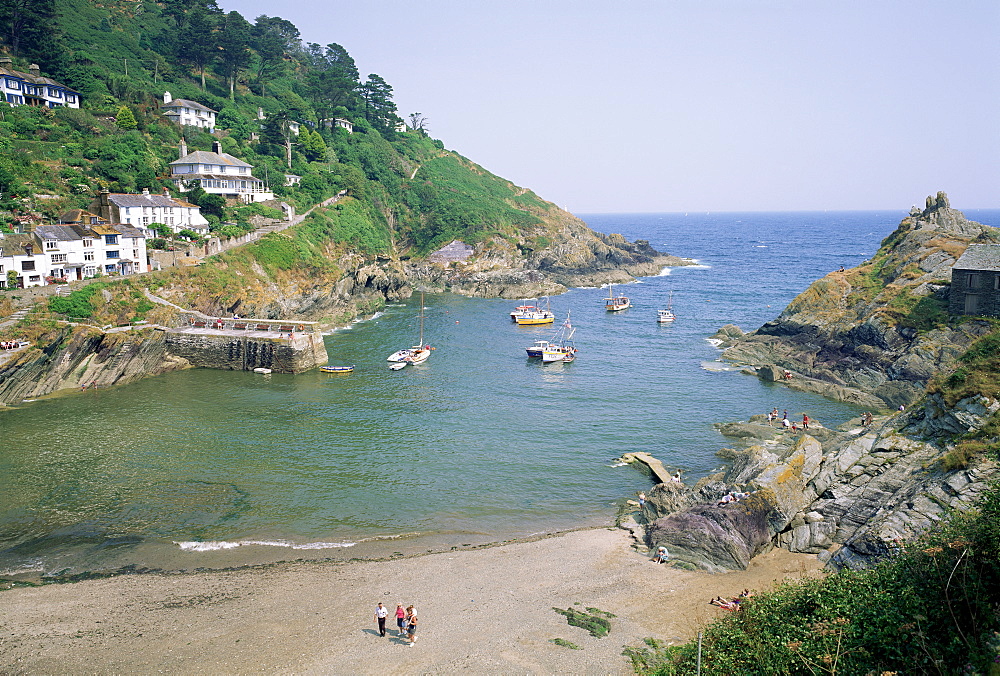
<box><xmin>620</xmin><ymin>194</ymin><xmax>1000</xmax><ymax>573</ymax></box>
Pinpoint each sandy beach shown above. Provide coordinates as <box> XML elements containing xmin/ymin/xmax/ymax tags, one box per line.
<box><xmin>2</xmin><ymin>527</ymin><xmax>824</xmax><ymax>674</ymax></box>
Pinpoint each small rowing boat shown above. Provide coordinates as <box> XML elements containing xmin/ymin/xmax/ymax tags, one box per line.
<box><xmin>320</xmin><ymin>365</ymin><xmax>355</xmax><ymax>373</ymax></box>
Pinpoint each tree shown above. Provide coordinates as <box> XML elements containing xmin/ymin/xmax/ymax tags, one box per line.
<box><xmin>0</xmin><ymin>0</ymin><xmax>61</xmax><ymax>63</ymax></box>
<box><xmin>115</xmin><ymin>105</ymin><xmax>137</xmax><ymax>130</ymax></box>
<box><xmin>217</xmin><ymin>11</ymin><xmax>252</xmax><ymax>99</ymax></box>
<box><xmin>408</xmin><ymin>113</ymin><xmax>429</xmax><ymax>135</ymax></box>
<box><xmin>304</xmin><ymin>43</ymin><xmax>360</xmax><ymax>120</ymax></box>
<box><xmin>177</xmin><ymin>7</ymin><xmax>218</xmax><ymax>89</ymax></box>
<box><xmin>249</xmin><ymin>15</ymin><xmax>299</xmax><ymax>96</ymax></box>
<box><xmin>301</xmin><ymin>128</ymin><xmax>327</xmax><ymax>162</ymax></box>
<box><xmin>361</xmin><ymin>74</ymin><xmax>398</xmax><ymax>134</ymax></box>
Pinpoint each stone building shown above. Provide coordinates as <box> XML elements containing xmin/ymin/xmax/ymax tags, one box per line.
<box><xmin>950</xmin><ymin>244</ymin><xmax>1000</xmax><ymax>317</ymax></box>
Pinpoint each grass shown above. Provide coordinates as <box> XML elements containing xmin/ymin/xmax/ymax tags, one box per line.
<box><xmin>553</xmin><ymin>606</ymin><xmax>613</xmax><ymax>638</ymax></box>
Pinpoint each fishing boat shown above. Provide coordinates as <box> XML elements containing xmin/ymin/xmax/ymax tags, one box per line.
<box><xmin>541</xmin><ymin>312</ymin><xmax>578</xmax><ymax>363</ymax></box>
<box><xmin>387</xmin><ymin>292</ymin><xmax>432</xmax><ymax>364</ymax></box>
<box><xmin>514</xmin><ymin>297</ymin><xmax>555</xmax><ymax>325</ymax></box>
<box><xmin>525</xmin><ymin>339</ymin><xmax>551</xmax><ymax>358</ymax></box>
<box><xmin>657</xmin><ymin>291</ymin><xmax>675</xmax><ymax>323</ymax></box>
<box><xmin>320</xmin><ymin>365</ymin><xmax>355</xmax><ymax>373</ymax></box>
<box><xmin>605</xmin><ymin>284</ymin><xmax>631</xmax><ymax>312</ymax></box>
<box><xmin>510</xmin><ymin>301</ymin><xmax>538</xmax><ymax>322</ymax></box>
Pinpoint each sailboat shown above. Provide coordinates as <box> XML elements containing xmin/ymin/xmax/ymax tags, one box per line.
<box><xmin>541</xmin><ymin>312</ymin><xmax>578</xmax><ymax>363</ymax></box>
<box><xmin>514</xmin><ymin>296</ymin><xmax>555</xmax><ymax>325</ymax></box>
<box><xmin>658</xmin><ymin>291</ymin><xmax>676</xmax><ymax>323</ymax></box>
<box><xmin>387</xmin><ymin>292</ymin><xmax>432</xmax><ymax>364</ymax></box>
<box><xmin>605</xmin><ymin>283</ymin><xmax>631</xmax><ymax>312</ymax></box>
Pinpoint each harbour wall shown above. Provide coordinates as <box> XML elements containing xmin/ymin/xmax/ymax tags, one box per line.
<box><xmin>164</xmin><ymin>327</ymin><xmax>327</xmax><ymax>373</ymax></box>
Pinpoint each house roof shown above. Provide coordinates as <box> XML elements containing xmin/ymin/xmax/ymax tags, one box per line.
<box><xmin>60</xmin><ymin>209</ymin><xmax>107</xmax><ymax>224</ymax></box>
<box><xmin>954</xmin><ymin>244</ymin><xmax>1000</xmax><ymax>272</ymax></box>
<box><xmin>107</xmin><ymin>193</ymin><xmax>189</xmax><ymax>208</ymax></box>
<box><xmin>114</xmin><ymin>224</ymin><xmax>146</xmax><ymax>239</ymax></box>
<box><xmin>162</xmin><ymin>98</ymin><xmax>216</xmax><ymax>114</ymax></box>
<box><xmin>171</xmin><ymin>172</ymin><xmax>264</xmax><ymax>182</ymax></box>
<box><xmin>0</xmin><ymin>66</ymin><xmax>79</xmax><ymax>93</ymax></box>
<box><xmin>170</xmin><ymin>150</ymin><xmax>253</xmax><ymax>168</ymax></box>
<box><xmin>35</xmin><ymin>225</ymin><xmax>93</xmax><ymax>241</ymax></box>
<box><xmin>0</xmin><ymin>232</ymin><xmax>40</xmax><ymax>255</ymax></box>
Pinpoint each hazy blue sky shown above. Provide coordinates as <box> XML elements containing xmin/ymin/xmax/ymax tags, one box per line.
<box><xmin>220</xmin><ymin>0</ymin><xmax>998</xmax><ymax>213</ymax></box>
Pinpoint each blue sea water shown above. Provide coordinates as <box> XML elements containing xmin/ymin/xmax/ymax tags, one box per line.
<box><xmin>2</xmin><ymin>210</ymin><xmax>998</xmax><ymax>577</ymax></box>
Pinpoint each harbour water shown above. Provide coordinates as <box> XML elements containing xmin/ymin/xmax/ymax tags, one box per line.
<box><xmin>3</xmin><ymin>210</ymin><xmax>999</xmax><ymax>579</ymax></box>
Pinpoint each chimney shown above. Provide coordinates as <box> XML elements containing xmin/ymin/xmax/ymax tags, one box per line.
<box><xmin>142</xmin><ymin>187</ymin><xmax>150</xmax><ymax>195</ymax></box>
<box><xmin>163</xmin><ymin>91</ymin><xmax>172</xmax><ymax>104</ymax></box>
<box><xmin>97</xmin><ymin>188</ymin><xmax>112</xmax><ymax>221</ymax></box>
<box><xmin>163</xmin><ymin>188</ymin><xmax>170</xmax><ymax>197</ymax></box>
<box><xmin>28</xmin><ymin>64</ymin><xmax>40</xmax><ymax>76</ymax></box>
<box><xmin>258</xmin><ymin>107</ymin><xmax>265</xmax><ymax>120</ymax></box>
<box><xmin>212</xmin><ymin>140</ymin><xmax>222</xmax><ymax>155</ymax></box>
<box><xmin>179</xmin><ymin>138</ymin><xmax>188</xmax><ymax>159</ymax></box>
<box><xmin>0</xmin><ymin>57</ymin><xmax>12</xmax><ymax>69</ymax></box>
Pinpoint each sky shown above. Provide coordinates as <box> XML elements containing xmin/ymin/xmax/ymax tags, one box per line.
<box><xmin>219</xmin><ymin>0</ymin><xmax>998</xmax><ymax>213</ymax></box>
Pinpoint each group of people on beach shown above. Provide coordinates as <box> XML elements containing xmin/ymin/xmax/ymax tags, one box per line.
<box><xmin>716</xmin><ymin>490</ymin><xmax>753</xmax><ymax>507</ymax></box>
<box><xmin>860</xmin><ymin>411</ymin><xmax>875</xmax><ymax>426</ymax></box>
<box><xmin>710</xmin><ymin>589</ymin><xmax>753</xmax><ymax>611</ymax></box>
<box><xmin>374</xmin><ymin>602</ymin><xmax>419</xmax><ymax>646</ymax></box>
<box><xmin>767</xmin><ymin>408</ymin><xmax>810</xmax><ymax>432</ymax></box>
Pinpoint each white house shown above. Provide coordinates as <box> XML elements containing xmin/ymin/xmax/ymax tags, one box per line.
<box><xmin>0</xmin><ymin>58</ymin><xmax>80</xmax><ymax>109</ymax></box>
<box><xmin>32</xmin><ymin>223</ymin><xmax>148</xmax><ymax>280</ymax></box>
<box><xmin>170</xmin><ymin>140</ymin><xmax>273</xmax><ymax>203</ymax></box>
<box><xmin>90</xmin><ymin>188</ymin><xmax>211</xmax><ymax>236</ymax></box>
<box><xmin>320</xmin><ymin>117</ymin><xmax>353</xmax><ymax>133</ymax></box>
<box><xmin>0</xmin><ymin>232</ymin><xmax>45</xmax><ymax>288</ymax></box>
<box><xmin>161</xmin><ymin>92</ymin><xmax>217</xmax><ymax>130</ymax></box>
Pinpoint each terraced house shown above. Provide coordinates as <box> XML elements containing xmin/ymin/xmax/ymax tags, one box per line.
<box><xmin>0</xmin><ymin>224</ymin><xmax>148</xmax><ymax>288</ymax></box>
<box><xmin>0</xmin><ymin>58</ymin><xmax>79</xmax><ymax>108</ymax></box>
<box><xmin>89</xmin><ymin>188</ymin><xmax>211</xmax><ymax>236</ymax></box>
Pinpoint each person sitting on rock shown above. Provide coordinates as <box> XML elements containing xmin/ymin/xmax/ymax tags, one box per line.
<box><xmin>717</xmin><ymin>493</ymin><xmax>734</xmax><ymax>507</ymax></box>
<box><xmin>653</xmin><ymin>546</ymin><xmax>669</xmax><ymax>563</ymax></box>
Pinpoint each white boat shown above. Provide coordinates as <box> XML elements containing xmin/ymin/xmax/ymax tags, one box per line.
<box><xmin>388</xmin><ymin>292</ymin><xmax>432</xmax><ymax>364</ymax></box>
<box><xmin>525</xmin><ymin>339</ymin><xmax>550</xmax><ymax>358</ymax></box>
<box><xmin>253</xmin><ymin>367</ymin><xmax>272</xmax><ymax>374</ymax></box>
<box><xmin>388</xmin><ymin>361</ymin><xmax>407</xmax><ymax>371</ymax></box>
<box><xmin>541</xmin><ymin>312</ymin><xmax>577</xmax><ymax>363</ymax></box>
<box><xmin>658</xmin><ymin>292</ymin><xmax>675</xmax><ymax>323</ymax></box>
<box><xmin>605</xmin><ymin>284</ymin><xmax>630</xmax><ymax>312</ymax></box>
<box><xmin>513</xmin><ymin>297</ymin><xmax>555</xmax><ymax>325</ymax></box>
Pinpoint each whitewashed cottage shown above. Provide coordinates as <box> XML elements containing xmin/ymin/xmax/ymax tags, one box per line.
<box><xmin>161</xmin><ymin>92</ymin><xmax>217</xmax><ymax>131</ymax></box>
<box><xmin>170</xmin><ymin>140</ymin><xmax>273</xmax><ymax>203</ymax></box>
<box><xmin>0</xmin><ymin>58</ymin><xmax>79</xmax><ymax>109</ymax></box>
<box><xmin>89</xmin><ymin>188</ymin><xmax>210</xmax><ymax>236</ymax></box>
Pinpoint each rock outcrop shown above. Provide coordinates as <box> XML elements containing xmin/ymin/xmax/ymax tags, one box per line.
<box><xmin>719</xmin><ymin>193</ymin><xmax>999</xmax><ymax>409</ymax></box>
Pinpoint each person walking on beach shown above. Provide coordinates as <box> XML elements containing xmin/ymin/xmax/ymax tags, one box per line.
<box><xmin>406</xmin><ymin>605</ymin><xmax>418</xmax><ymax>646</ymax></box>
<box><xmin>374</xmin><ymin>602</ymin><xmax>388</xmax><ymax>637</ymax></box>
<box><xmin>395</xmin><ymin>603</ymin><xmax>407</xmax><ymax>636</ymax></box>
<box><xmin>802</xmin><ymin>413</ymin><xmax>810</xmax><ymax>430</ymax></box>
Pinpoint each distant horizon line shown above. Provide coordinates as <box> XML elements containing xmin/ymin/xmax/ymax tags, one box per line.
<box><xmin>571</xmin><ymin>207</ymin><xmax>1000</xmax><ymax>215</ymax></box>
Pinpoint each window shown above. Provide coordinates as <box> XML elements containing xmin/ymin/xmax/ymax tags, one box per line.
<box><xmin>66</xmin><ymin>94</ymin><xmax>76</xmax><ymax>103</ymax></box>
<box><xmin>84</xmin><ymin>265</ymin><xmax>96</xmax><ymax>276</ymax></box>
<box><xmin>48</xmin><ymin>88</ymin><xmax>61</xmax><ymax>98</ymax></box>
<box><xmin>0</xmin><ymin>264</ymin><xmax>4</xmax><ymax>272</ymax></box>
<box><xmin>106</xmin><ymin>250</ymin><xmax>120</xmax><ymax>259</ymax></box>
<box><xmin>995</xmin><ymin>275</ymin><xmax>1000</xmax><ymax>290</ymax></box>
<box><xmin>142</xmin><ymin>217</ymin><xmax>149</xmax><ymax>225</ymax></box>
<box><xmin>967</xmin><ymin>273</ymin><xmax>981</xmax><ymax>289</ymax></box>
<box><xmin>84</xmin><ymin>252</ymin><xmax>94</xmax><ymax>261</ymax></box>
<box><xmin>51</xmin><ymin>254</ymin><xmax>67</xmax><ymax>264</ymax></box>
<box><xmin>9</xmin><ymin>95</ymin><xmax>22</xmax><ymax>104</ymax></box>
<box><xmin>45</xmin><ymin>240</ymin><xmax>58</xmax><ymax>250</ymax></box>
<box><xmin>28</xmin><ymin>275</ymin><xmax>40</xmax><ymax>283</ymax></box>
<box><xmin>104</xmin><ymin>234</ymin><xmax>118</xmax><ymax>245</ymax></box>
<box><xmin>5</xmin><ymin>79</ymin><xmax>19</xmax><ymax>89</ymax></box>
<box><xmin>21</xmin><ymin>261</ymin><xmax>35</xmax><ymax>271</ymax></box>
<box><xmin>83</xmin><ymin>239</ymin><xmax>93</xmax><ymax>248</ymax></box>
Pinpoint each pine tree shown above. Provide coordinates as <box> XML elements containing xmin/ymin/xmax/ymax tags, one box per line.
<box><xmin>115</xmin><ymin>105</ymin><xmax>137</xmax><ymax>130</ymax></box>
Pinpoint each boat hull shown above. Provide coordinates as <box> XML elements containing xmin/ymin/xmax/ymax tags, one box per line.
<box><xmin>320</xmin><ymin>366</ymin><xmax>355</xmax><ymax>373</ymax></box>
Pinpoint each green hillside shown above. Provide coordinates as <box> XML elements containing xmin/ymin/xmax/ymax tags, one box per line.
<box><xmin>0</xmin><ymin>0</ymin><xmax>560</xmax><ymax>256</ymax></box>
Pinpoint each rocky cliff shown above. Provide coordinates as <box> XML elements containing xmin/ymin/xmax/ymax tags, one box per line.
<box><xmin>715</xmin><ymin>193</ymin><xmax>999</xmax><ymax>409</ymax></box>
<box><xmin>622</xmin><ymin>194</ymin><xmax>1000</xmax><ymax>572</ymax></box>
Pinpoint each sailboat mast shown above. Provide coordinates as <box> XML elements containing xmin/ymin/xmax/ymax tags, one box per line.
<box><xmin>418</xmin><ymin>291</ymin><xmax>425</xmax><ymax>346</ymax></box>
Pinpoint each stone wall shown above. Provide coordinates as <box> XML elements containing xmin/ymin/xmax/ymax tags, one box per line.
<box><xmin>949</xmin><ymin>266</ymin><xmax>1000</xmax><ymax>317</ymax></box>
<box><xmin>164</xmin><ymin>328</ymin><xmax>327</xmax><ymax>373</ymax></box>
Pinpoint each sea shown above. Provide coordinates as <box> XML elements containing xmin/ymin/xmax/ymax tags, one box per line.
<box><xmin>3</xmin><ymin>210</ymin><xmax>999</xmax><ymax>580</ymax></box>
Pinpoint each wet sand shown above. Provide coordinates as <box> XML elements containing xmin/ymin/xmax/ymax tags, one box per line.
<box><xmin>2</xmin><ymin>527</ymin><xmax>824</xmax><ymax>674</ymax></box>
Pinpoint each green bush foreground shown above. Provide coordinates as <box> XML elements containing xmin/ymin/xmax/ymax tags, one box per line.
<box><xmin>626</xmin><ymin>482</ymin><xmax>1000</xmax><ymax>675</ymax></box>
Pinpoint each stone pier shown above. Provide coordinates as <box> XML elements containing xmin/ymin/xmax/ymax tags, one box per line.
<box><xmin>165</xmin><ymin>319</ymin><xmax>327</xmax><ymax>373</ymax></box>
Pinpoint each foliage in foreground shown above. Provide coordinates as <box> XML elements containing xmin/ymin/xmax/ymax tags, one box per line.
<box><xmin>554</xmin><ymin>606</ymin><xmax>615</xmax><ymax>638</ymax></box>
<box><xmin>625</xmin><ymin>482</ymin><xmax>1000</xmax><ymax>675</ymax></box>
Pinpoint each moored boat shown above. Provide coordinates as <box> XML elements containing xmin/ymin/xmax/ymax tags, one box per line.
<box><xmin>658</xmin><ymin>292</ymin><xmax>676</xmax><ymax>323</ymax></box>
<box><xmin>513</xmin><ymin>297</ymin><xmax>555</xmax><ymax>325</ymax></box>
<box><xmin>388</xmin><ymin>292</ymin><xmax>432</xmax><ymax>364</ymax></box>
<box><xmin>320</xmin><ymin>365</ymin><xmax>355</xmax><ymax>373</ymax></box>
<box><xmin>605</xmin><ymin>284</ymin><xmax>630</xmax><ymax>312</ymax></box>
<box><xmin>541</xmin><ymin>312</ymin><xmax>577</xmax><ymax>363</ymax></box>
<box><xmin>525</xmin><ymin>339</ymin><xmax>551</xmax><ymax>358</ymax></box>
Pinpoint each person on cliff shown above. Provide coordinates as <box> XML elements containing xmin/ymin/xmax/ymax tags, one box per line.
<box><xmin>638</xmin><ymin>492</ymin><xmax>646</xmax><ymax>507</ymax></box>
<box><xmin>802</xmin><ymin>414</ymin><xmax>810</xmax><ymax>430</ymax></box>
<box><xmin>653</xmin><ymin>546</ymin><xmax>669</xmax><ymax>563</ymax></box>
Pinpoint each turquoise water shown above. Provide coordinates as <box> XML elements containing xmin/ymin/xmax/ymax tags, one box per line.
<box><xmin>3</xmin><ymin>210</ymin><xmax>998</xmax><ymax>577</ymax></box>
